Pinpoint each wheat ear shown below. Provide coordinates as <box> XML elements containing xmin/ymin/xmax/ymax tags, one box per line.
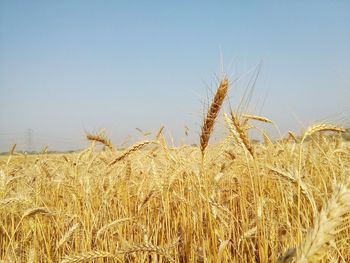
<box><xmin>296</xmin><ymin>175</ymin><xmax>350</xmax><ymax>262</ymax></box>
<box><xmin>0</xmin><ymin>196</ymin><xmax>30</xmax><ymax>208</ymax></box>
<box><xmin>267</xmin><ymin>166</ymin><xmax>317</xmax><ymax>216</ymax></box>
<box><xmin>27</xmin><ymin>247</ymin><xmax>35</xmax><ymax>263</ymax></box>
<box><xmin>288</xmin><ymin>131</ymin><xmax>298</xmax><ymax>143</ymax></box>
<box><xmin>278</xmin><ymin>177</ymin><xmax>350</xmax><ymax>263</ymax></box>
<box><xmin>60</xmin><ymin>251</ymin><xmax>118</xmax><ymax>263</ymax></box>
<box><xmin>155</xmin><ymin>125</ymin><xmax>165</xmax><ymax>140</ymax></box>
<box><xmin>242</xmin><ymin>114</ymin><xmax>273</xmax><ymax>124</ymax></box>
<box><xmin>109</xmin><ymin>141</ymin><xmax>153</xmax><ymax>166</ymax></box>
<box><xmin>200</xmin><ymin>78</ymin><xmax>228</xmax><ymax>155</ymax></box>
<box><xmin>9</xmin><ymin>144</ymin><xmax>16</xmax><ymax>155</ymax></box>
<box><xmin>119</xmin><ymin>243</ymin><xmax>169</xmax><ymax>255</ymax></box>
<box><xmin>225</xmin><ymin>112</ymin><xmax>254</xmax><ymax>157</ymax></box>
<box><xmin>86</xmin><ymin>133</ymin><xmax>114</xmax><ymax>151</ymax></box>
<box><xmin>56</xmin><ymin>223</ymin><xmax>80</xmax><ymax>251</ymax></box>
<box><xmin>118</xmin><ymin>241</ymin><xmax>178</xmax><ymax>262</ymax></box>
<box><xmin>22</xmin><ymin>207</ymin><xmax>51</xmax><ymax>219</ymax></box>
<box><xmin>301</xmin><ymin>123</ymin><xmax>345</xmax><ymax>143</ymax></box>
<box><xmin>96</xmin><ymin>218</ymin><xmax>133</xmax><ymax>240</ymax></box>
<box><xmin>280</xmin><ymin>174</ymin><xmax>350</xmax><ymax>262</ymax></box>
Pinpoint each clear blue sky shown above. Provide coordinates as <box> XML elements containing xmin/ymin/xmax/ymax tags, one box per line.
<box><xmin>1</xmin><ymin>1</ymin><xmax>349</xmax><ymax>151</ymax></box>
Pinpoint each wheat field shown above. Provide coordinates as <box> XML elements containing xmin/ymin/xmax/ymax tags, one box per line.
<box><xmin>1</xmin><ymin>79</ymin><xmax>349</xmax><ymax>263</ymax></box>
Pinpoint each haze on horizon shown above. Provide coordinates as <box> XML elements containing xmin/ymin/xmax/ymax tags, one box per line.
<box><xmin>1</xmin><ymin>1</ymin><xmax>349</xmax><ymax>152</ymax></box>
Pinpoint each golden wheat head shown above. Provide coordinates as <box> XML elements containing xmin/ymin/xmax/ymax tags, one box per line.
<box><xmin>200</xmin><ymin>78</ymin><xmax>228</xmax><ymax>155</ymax></box>
<box><xmin>109</xmin><ymin>140</ymin><xmax>153</xmax><ymax>165</ymax></box>
<box><xmin>302</xmin><ymin>123</ymin><xmax>345</xmax><ymax>143</ymax></box>
<box><xmin>86</xmin><ymin>132</ymin><xmax>114</xmax><ymax>150</ymax></box>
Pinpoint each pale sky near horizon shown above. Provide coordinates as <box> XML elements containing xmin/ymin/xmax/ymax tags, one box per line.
<box><xmin>1</xmin><ymin>1</ymin><xmax>349</xmax><ymax>151</ymax></box>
